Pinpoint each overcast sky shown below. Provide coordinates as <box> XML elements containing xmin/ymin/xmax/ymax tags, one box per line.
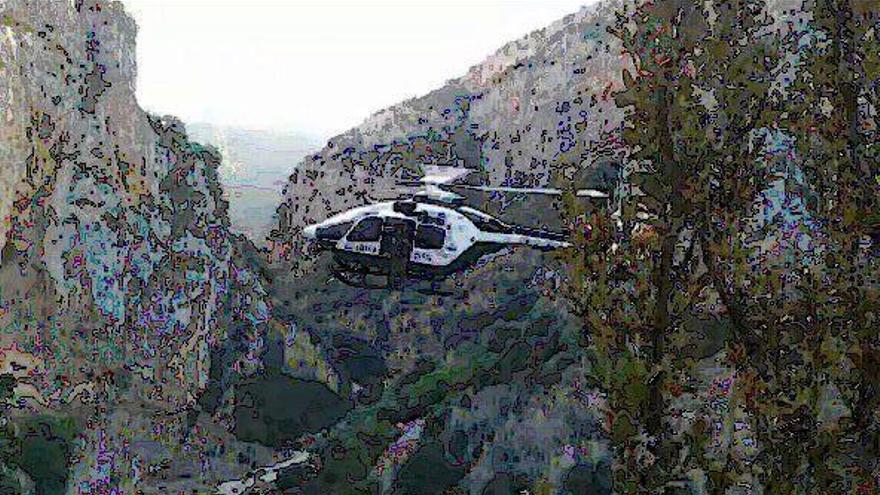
<box><xmin>120</xmin><ymin>0</ymin><xmax>592</xmax><ymax>139</ymax></box>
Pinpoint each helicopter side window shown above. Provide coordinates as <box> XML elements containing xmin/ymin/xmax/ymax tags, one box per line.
<box><xmin>347</xmin><ymin>217</ymin><xmax>383</xmax><ymax>242</ymax></box>
<box><xmin>415</xmin><ymin>224</ymin><xmax>446</xmax><ymax>249</ymax></box>
<box><xmin>316</xmin><ymin>221</ymin><xmax>354</xmax><ymax>241</ymax></box>
<box><xmin>417</xmin><ymin>213</ymin><xmax>444</xmax><ymax>226</ymax></box>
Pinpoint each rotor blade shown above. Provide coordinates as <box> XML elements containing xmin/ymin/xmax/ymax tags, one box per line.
<box><xmin>444</xmin><ymin>184</ymin><xmax>565</xmax><ymax>195</ymax></box>
<box><xmin>444</xmin><ymin>184</ymin><xmax>610</xmax><ymax>199</ymax></box>
<box><xmin>575</xmin><ymin>189</ymin><xmax>610</xmax><ymax>199</ymax></box>
<box><xmin>420</xmin><ymin>165</ymin><xmax>474</xmax><ymax>185</ymax></box>
<box><xmin>395</xmin><ymin>180</ymin><xmax>426</xmax><ymax>187</ymax></box>
<box><xmin>395</xmin><ymin>166</ymin><xmax>474</xmax><ymax>187</ymax></box>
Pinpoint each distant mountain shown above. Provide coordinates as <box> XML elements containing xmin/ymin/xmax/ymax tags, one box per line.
<box><xmin>187</xmin><ymin>124</ymin><xmax>322</xmax><ymax>190</ymax></box>
<box><xmin>187</xmin><ymin>124</ymin><xmax>323</xmax><ymax>244</ymax></box>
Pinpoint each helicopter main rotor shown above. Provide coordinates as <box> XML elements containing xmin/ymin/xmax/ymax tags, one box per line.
<box><xmin>391</xmin><ymin>165</ymin><xmax>610</xmax><ymax>206</ymax></box>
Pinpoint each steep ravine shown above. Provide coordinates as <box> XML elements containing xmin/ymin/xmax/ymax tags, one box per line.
<box><xmin>0</xmin><ymin>0</ymin><xmax>826</xmax><ymax>493</ymax></box>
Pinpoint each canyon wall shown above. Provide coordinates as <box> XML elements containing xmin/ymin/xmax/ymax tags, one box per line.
<box><xmin>0</xmin><ymin>1</ymin><xmax>269</xmax><ymax>490</ymax></box>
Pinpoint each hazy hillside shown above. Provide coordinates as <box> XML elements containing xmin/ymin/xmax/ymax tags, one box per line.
<box><xmin>187</xmin><ymin>123</ymin><xmax>323</xmax><ymax>244</ymax></box>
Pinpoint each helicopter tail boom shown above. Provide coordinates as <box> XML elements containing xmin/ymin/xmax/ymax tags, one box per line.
<box><xmin>476</xmin><ymin>230</ymin><xmax>571</xmax><ymax>250</ymax></box>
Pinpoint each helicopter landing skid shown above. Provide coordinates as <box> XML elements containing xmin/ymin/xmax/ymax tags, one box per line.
<box><xmin>329</xmin><ymin>261</ymin><xmax>389</xmax><ymax>289</ymax></box>
<box><xmin>328</xmin><ymin>260</ymin><xmax>452</xmax><ymax>294</ymax></box>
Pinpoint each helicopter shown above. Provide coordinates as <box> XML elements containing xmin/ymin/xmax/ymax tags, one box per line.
<box><xmin>301</xmin><ymin>165</ymin><xmax>609</xmax><ymax>287</ymax></box>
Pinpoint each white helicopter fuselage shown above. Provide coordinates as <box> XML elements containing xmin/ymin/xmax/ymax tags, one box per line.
<box><xmin>301</xmin><ymin>201</ymin><xmax>570</xmax><ymax>270</ymax></box>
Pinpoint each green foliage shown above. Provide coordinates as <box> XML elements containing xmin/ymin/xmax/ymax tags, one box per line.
<box><xmin>0</xmin><ymin>377</ymin><xmax>13</xmax><ymax>405</ymax></box>
<box><xmin>557</xmin><ymin>193</ymin><xmax>661</xmax><ymax>491</ymax></box>
<box><xmin>391</xmin><ymin>441</ymin><xmax>465</xmax><ymax>495</ymax></box>
<box><xmin>233</xmin><ymin>376</ymin><xmax>351</xmax><ymax>448</ymax></box>
<box><xmin>778</xmin><ymin>1</ymin><xmax>880</xmax><ymax>490</ymax></box>
<box><xmin>561</xmin><ymin>461</ymin><xmax>613</xmax><ymax>495</ymax></box>
<box><xmin>565</xmin><ymin>0</ymin><xmax>784</xmax><ymax>491</ymax></box>
<box><xmin>572</xmin><ymin>0</ymin><xmax>879</xmax><ymax>492</ymax></box>
<box><xmin>0</xmin><ymin>375</ymin><xmax>19</xmax><ymax>494</ymax></box>
<box><xmin>0</xmin><ymin>415</ymin><xmax>80</xmax><ymax>495</ymax></box>
<box><xmin>296</xmin><ymin>285</ymin><xmax>579</xmax><ymax>493</ymax></box>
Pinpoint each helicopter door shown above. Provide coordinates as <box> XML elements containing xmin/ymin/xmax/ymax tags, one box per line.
<box><xmin>342</xmin><ymin>216</ymin><xmax>383</xmax><ymax>255</ymax></box>
<box><xmin>413</xmin><ymin>222</ymin><xmax>447</xmax><ymax>266</ymax></box>
<box><xmin>379</xmin><ymin>218</ymin><xmax>416</xmax><ymax>257</ymax></box>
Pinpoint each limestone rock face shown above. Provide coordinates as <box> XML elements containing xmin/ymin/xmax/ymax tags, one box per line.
<box><xmin>0</xmin><ymin>1</ymin><xmax>269</xmax><ymax>489</ymax></box>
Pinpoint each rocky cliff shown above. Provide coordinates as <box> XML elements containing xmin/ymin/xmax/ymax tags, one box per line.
<box><xmin>0</xmin><ymin>0</ymin><xmax>272</xmax><ymax>491</ymax></box>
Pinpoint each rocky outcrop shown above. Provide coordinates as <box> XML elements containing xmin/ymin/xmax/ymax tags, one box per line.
<box><xmin>0</xmin><ymin>0</ymin><xmax>270</xmax><ymax>491</ymax></box>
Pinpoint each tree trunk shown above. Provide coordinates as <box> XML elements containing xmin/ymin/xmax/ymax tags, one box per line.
<box><xmin>645</xmin><ymin>85</ymin><xmax>685</xmax><ymax>491</ymax></box>
<box><xmin>650</xmin><ymin>84</ymin><xmax>679</xmax><ymax>359</ymax></box>
<box><xmin>646</xmin><ymin>86</ymin><xmax>677</xmax><ymax>436</ymax></box>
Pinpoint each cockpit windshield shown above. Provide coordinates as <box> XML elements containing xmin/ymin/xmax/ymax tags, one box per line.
<box><xmin>316</xmin><ymin>221</ymin><xmax>354</xmax><ymax>241</ymax></box>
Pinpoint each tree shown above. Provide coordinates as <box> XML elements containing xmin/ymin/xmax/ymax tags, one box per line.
<box><xmin>610</xmin><ymin>3</ymin><xmax>715</xmax><ymax>487</ymax></box>
<box><xmin>786</xmin><ymin>0</ymin><xmax>880</xmax><ymax>490</ymax></box>
<box><xmin>600</xmin><ymin>0</ymin><xmax>781</xmax><ymax>491</ymax></box>
<box><xmin>558</xmin><ymin>188</ymin><xmax>659</xmax><ymax>493</ymax></box>
<box><xmin>0</xmin><ymin>375</ymin><xmax>20</xmax><ymax>492</ymax></box>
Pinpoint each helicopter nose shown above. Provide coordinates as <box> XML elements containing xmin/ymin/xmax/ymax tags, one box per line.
<box><xmin>302</xmin><ymin>225</ymin><xmax>318</xmax><ymax>240</ymax></box>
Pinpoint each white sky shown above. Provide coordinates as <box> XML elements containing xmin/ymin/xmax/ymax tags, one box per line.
<box><xmin>120</xmin><ymin>0</ymin><xmax>593</xmax><ymax>139</ymax></box>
